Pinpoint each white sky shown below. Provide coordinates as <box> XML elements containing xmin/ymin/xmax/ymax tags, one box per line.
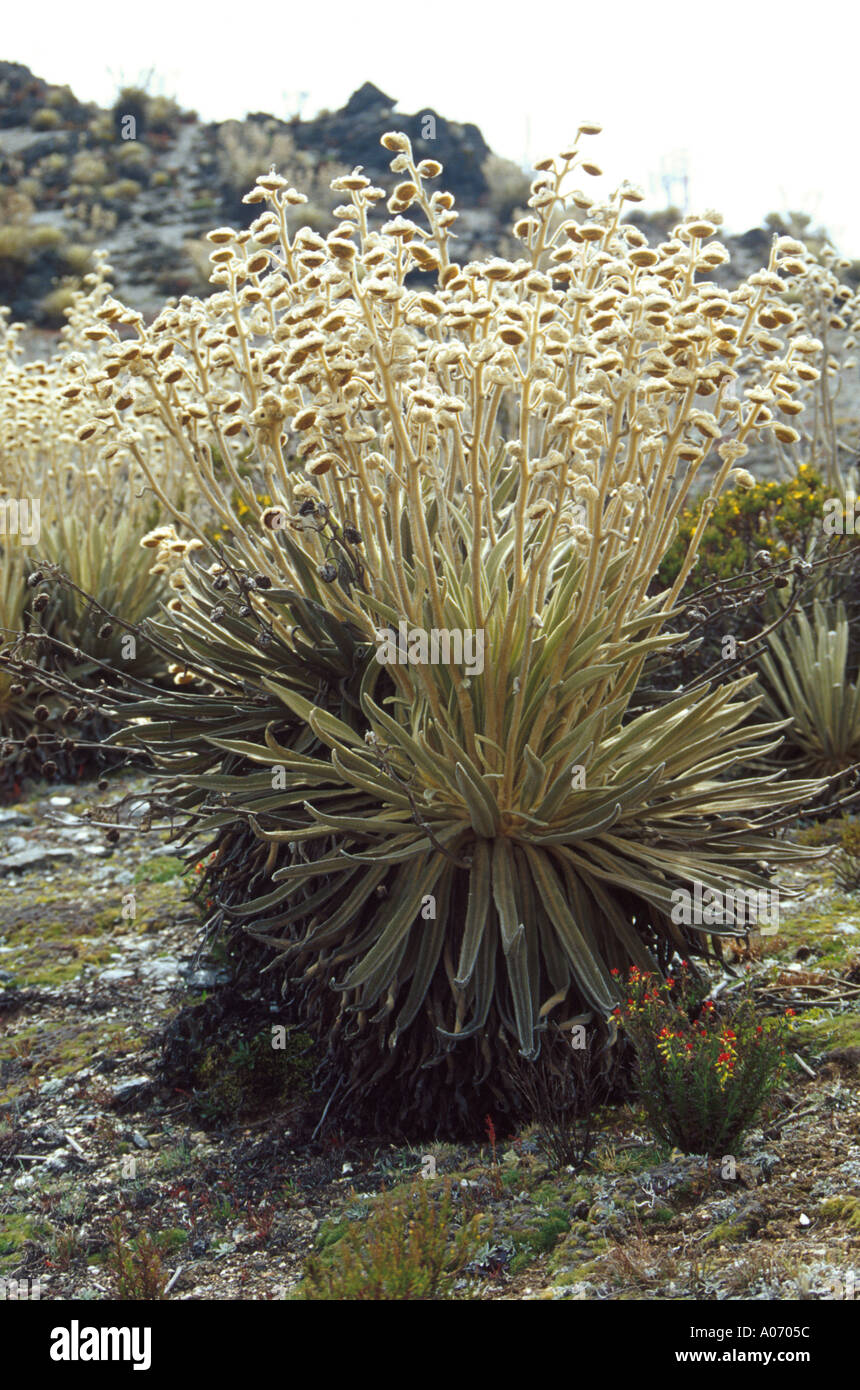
<box><xmin>4</xmin><ymin>0</ymin><xmax>859</xmax><ymax>253</ymax></box>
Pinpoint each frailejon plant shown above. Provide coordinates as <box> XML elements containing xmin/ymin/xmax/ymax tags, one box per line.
<box><xmin>9</xmin><ymin>128</ymin><xmax>827</xmax><ymax>1130</ymax></box>
<box><xmin>0</xmin><ymin>263</ymin><xmax>196</xmax><ymax>787</ymax></box>
<box><xmin>617</xmin><ymin>963</ymin><xmax>792</xmax><ymax>1154</ymax></box>
<box><xmin>775</xmin><ymin>236</ymin><xmax>860</xmax><ymax>493</ymax></box>
<box><xmin>756</xmin><ymin>599</ymin><xmax>860</xmax><ymax>780</ymax></box>
<box><xmin>0</xmin><ymin>260</ymin><xmax>187</xmax><ymax>685</ymax></box>
<box><xmin>0</xmin><ymin>257</ymin><xmax>188</xmax><ymax>520</ymax></box>
<box><xmin>0</xmin><ymin>541</ymin><xmax>37</xmax><ymax>775</ymax></box>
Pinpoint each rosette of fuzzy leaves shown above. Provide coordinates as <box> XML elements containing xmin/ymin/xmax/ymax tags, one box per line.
<box><xmin>1</xmin><ymin>510</ymin><xmax>170</xmax><ymax>793</ymax></box>
<box><xmin>756</xmin><ymin>600</ymin><xmax>860</xmax><ymax>780</ymax></box>
<box><xmin>37</xmin><ymin>515</ymin><xmax>166</xmax><ymax>674</ymax></box>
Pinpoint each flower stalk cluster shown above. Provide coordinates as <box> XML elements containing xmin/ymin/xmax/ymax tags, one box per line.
<box><xmin>51</xmin><ymin>131</ymin><xmax>833</xmax><ymax>818</ymax></box>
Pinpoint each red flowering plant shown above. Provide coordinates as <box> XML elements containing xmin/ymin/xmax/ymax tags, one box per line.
<box><xmin>613</xmin><ymin>963</ymin><xmax>794</xmax><ymax>1155</ymax></box>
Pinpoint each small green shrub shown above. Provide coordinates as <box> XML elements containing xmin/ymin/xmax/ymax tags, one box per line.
<box><xmin>617</xmin><ymin>964</ymin><xmax>792</xmax><ymax>1155</ymax></box>
<box><xmin>794</xmin><ymin>818</ymin><xmax>843</xmax><ymax>847</ymax></box>
<box><xmin>520</xmin><ymin>1211</ymin><xmax>571</xmax><ymax>1260</ymax></box>
<box><xmin>31</xmin><ymin>108</ymin><xmax>62</xmax><ymax>131</ymax></box>
<box><xmin>832</xmin><ymin>818</ymin><xmax>860</xmax><ymax>892</ymax></box>
<box><xmin>103</xmin><ymin>179</ymin><xmax>142</xmax><ymax>202</ymax></box>
<box><xmin>300</xmin><ymin>1181</ymin><xmax>487</xmax><ymax>1300</ymax></box>
<box><xmin>116</xmin><ymin>142</ymin><xmax>151</xmax><ymax>171</ymax></box>
<box><xmin>38</xmin><ymin>285</ymin><xmax>78</xmax><ymax>325</ymax></box>
<box><xmin>153</xmin><ymin>1228</ymin><xmax>188</xmax><ymax>1255</ymax></box>
<box><xmin>146</xmin><ymin>92</ymin><xmax>186</xmax><ymax>138</ymax></box>
<box><xmin>105</xmin><ymin>1218</ymin><xmax>168</xmax><ymax>1300</ymax></box>
<box><xmin>134</xmin><ymin>855</ymin><xmax>185</xmax><ymax>884</ymax></box>
<box><xmin>88</xmin><ymin>114</ymin><xmax>116</xmax><ymax>143</ymax></box>
<box><xmin>69</xmin><ymin>153</ymin><xmax>109</xmax><ymax>186</ymax></box>
<box><xmin>62</xmin><ymin>244</ymin><xmax>94</xmax><ymax>274</ymax></box>
<box><xmin>0</xmin><ymin>226</ymin><xmax>31</xmax><ymax>262</ymax></box>
<box><xmin>195</xmin><ymin>1027</ymin><xmax>313</xmax><ymax>1122</ymax></box>
<box><xmin>28</xmin><ymin>225</ymin><xmax>65</xmax><ymax>251</ymax></box>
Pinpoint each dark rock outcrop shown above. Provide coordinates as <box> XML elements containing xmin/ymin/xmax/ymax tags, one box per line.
<box><xmin>0</xmin><ymin>60</ymin><xmax>93</xmax><ymax>131</ymax></box>
<box><xmin>289</xmin><ymin>83</ymin><xmax>491</xmax><ymax>200</ymax></box>
<box><xmin>0</xmin><ymin>61</ymin><xmax>50</xmax><ymax>129</ymax></box>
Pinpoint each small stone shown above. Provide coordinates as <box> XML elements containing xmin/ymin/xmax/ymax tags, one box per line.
<box><xmin>139</xmin><ymin>958</ymin><xmax>180</xmax><ymax>982</ymax></box>
<box><xmin>131</xmin><ymin>1130</ymin><xmax>151</xmax><ymax>1150</ymax></box>
<box><xmin>751</xmin><ymin>1152</ymin><xmax>780</xmax><ymax>1180</ymax></box>
<box><xmin>111</xmin><ymin>1075</ymin><xmax>152</xmax><ymax>1106</ymax></box>
<box><xmin>799</xmin><ymin>1212</ymin><xmax>811</xmax><ymax>1226</ymax></box>
<box><xmin>0</xmin><ymin>846</ymin><xmax>76</xmax><ymax>875</ymax></box>
<box><xmin>182</xmin><ymin>967</ymin><xmax>228</xmax><ymax>988</ymax></box>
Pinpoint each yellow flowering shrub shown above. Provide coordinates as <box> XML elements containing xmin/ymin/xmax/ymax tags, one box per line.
<box><xmin>658</xmin><ymin>463</ymin><xmax>829</xmax><ymax>588</ymax></box>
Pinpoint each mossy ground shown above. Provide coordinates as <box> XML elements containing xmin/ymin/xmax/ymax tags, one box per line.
<box><xmin>0</xmin><ymin>863</ymin><xmax>189</xmax><ymax>992</ymax></box>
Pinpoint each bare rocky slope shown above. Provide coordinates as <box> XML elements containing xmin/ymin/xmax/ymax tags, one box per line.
<box><xmin>0</xmin><ymin>63</ymin><xmax>503</xmax><ymax>324</ymax></box>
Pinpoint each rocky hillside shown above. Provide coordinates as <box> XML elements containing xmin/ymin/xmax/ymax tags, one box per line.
<box><xmin>0</xmin><ymin>63</ymin><xmax>515</xmax><ymax>324</ymax></box>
